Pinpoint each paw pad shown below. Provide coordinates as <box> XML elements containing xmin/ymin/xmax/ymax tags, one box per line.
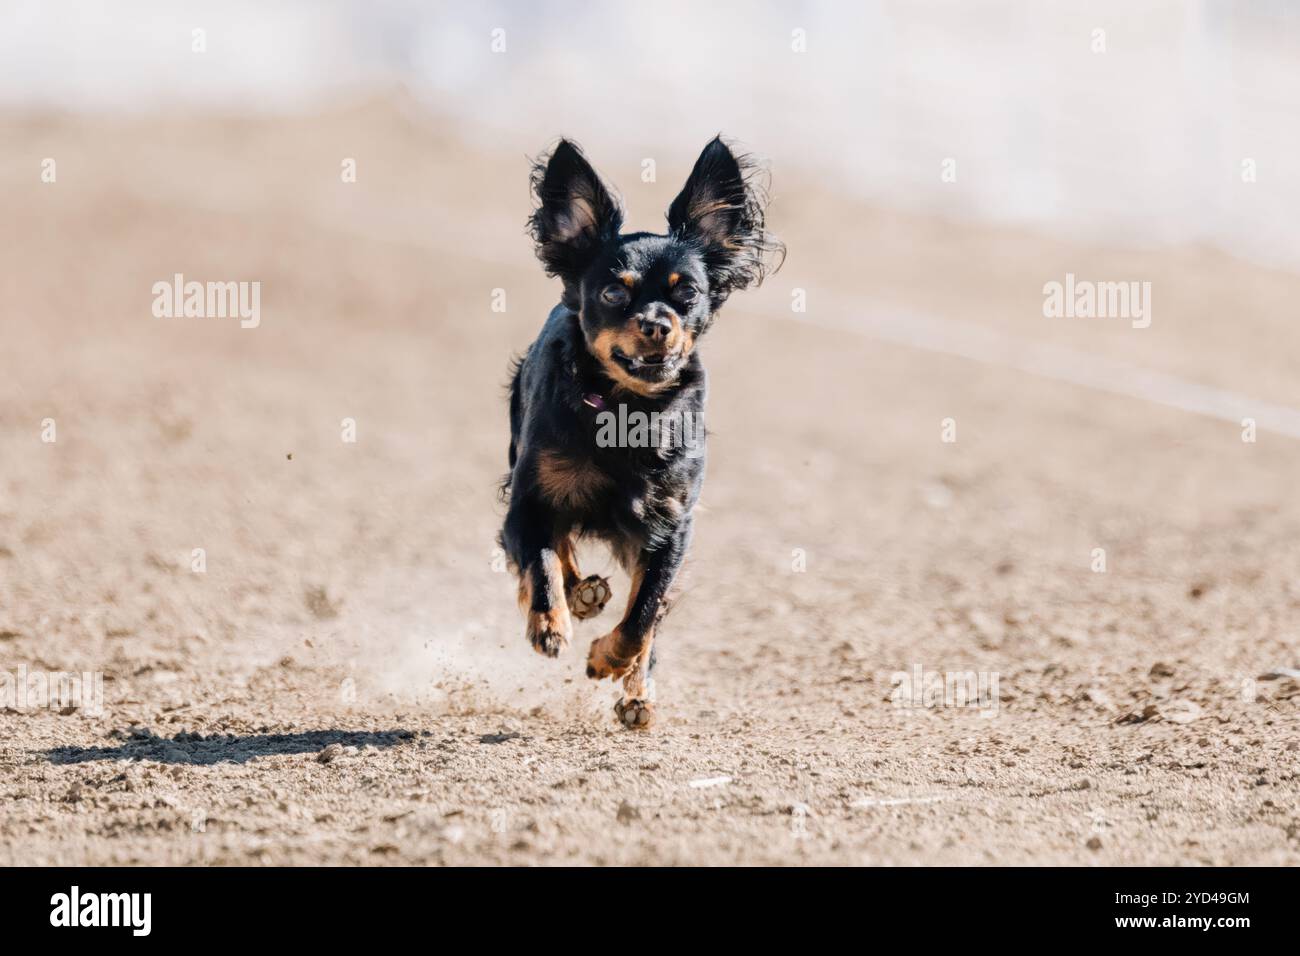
<box><xmin>570</xmin><ymin>574</ymin><xmax>611</xmax><ymax>620</ymax></box>
<box><xmin>614</xmin><ymin>698</ymin><xmax>656</xmax><ymax>730</ymax></box>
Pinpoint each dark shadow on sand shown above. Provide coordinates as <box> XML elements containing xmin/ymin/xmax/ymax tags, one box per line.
<box><xmin>44</xmin><ymin>728</ymin><xmax>417</xmax><ymax>765</ymax></box>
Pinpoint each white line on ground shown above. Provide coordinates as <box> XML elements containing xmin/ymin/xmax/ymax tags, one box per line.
<box><xmin>141</xmin><ymin>188</ymin><xmax>1300</xmax><ymax>441</ymax></box>
<box><xmin>688</xmin><ymin>775</ymin><xmax>733</xmax><ymax>789</ymax></box>
<box><xmin>757</xmin><ymin>298</ymin><xmax>1300</xmax><ymax>440</ymax></box>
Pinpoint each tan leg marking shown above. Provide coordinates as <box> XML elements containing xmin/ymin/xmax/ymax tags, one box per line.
<box><xmin>586</xmin><ymin>566</ymin><xmax>645</xmax><ymax>680</ymax></box>
<box><xmin>521</xmin><ymin>548</ymin><xmax>572</xmax><ymax>658</ymax></box>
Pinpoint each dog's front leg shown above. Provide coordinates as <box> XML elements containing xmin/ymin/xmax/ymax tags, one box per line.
<box><xmin>501</xmin><ymin>494</ymin><xmax>572</xmax><ymax>657</ymax></box>
<box><xmin>586</xmin><ymin>516</ymin><xmax>692</xmax><ymax>729</ymax></box>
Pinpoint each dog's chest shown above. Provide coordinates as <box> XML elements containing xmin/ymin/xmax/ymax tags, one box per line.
<box><xmin>534</xmin><ymin>445</ymin><xmax>682</xmax><ymax>528</ymax></box>
<box><xmin>535</xmin><ymin>449</ymin><xmax>614</xmax><ymax>510</ymax></box>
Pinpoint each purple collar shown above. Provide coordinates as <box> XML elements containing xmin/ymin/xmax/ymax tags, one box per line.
<box><xmin>582</xmin><ymin>392</ymin><xmax>606</xmax><ymax>411</ymax></box>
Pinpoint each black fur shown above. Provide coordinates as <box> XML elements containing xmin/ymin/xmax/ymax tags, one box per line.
<box><xmin>667</xmin><ymin>138</ymin><xmax>784</xmax><ymax>314</ymax></box>
<box><xmin>500</xmin><ymin>136</ymin><xmax>782</xmax><ymax>711</ymax></box>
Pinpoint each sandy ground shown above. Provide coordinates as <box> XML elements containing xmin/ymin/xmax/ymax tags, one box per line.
<box><xmin>2</xmin><ymin>100</ymin><xmax>1299</xmax><ymax>866</ymax></box>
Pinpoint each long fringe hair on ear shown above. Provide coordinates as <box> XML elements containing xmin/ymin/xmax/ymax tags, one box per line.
<box><xmin>668</xmin><ymin>137</ymin><xmax>786</xmax><ymax>302</ymax></box>
<box><xmin>525</xmin><ymin>139</ymin><xmax>624</xmax><ymax>284</ymax></box>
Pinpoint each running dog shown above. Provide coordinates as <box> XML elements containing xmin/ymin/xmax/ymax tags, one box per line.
<box><xmin>499</xmin><ymin>136</ymin><xmax>783</xmax><ymax>729</ymax></box>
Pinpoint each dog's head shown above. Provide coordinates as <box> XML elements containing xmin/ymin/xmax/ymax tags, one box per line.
<box><xmin>527</xmin><ymin>137</ymin><xmax>783</xmax><ymax>394</ymax></box>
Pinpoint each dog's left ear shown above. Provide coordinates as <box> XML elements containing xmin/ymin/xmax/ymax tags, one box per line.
<box><xmin>667</xmin><ymin>136</ymin><xmax>784</xmax><ymax>306</ymax></box>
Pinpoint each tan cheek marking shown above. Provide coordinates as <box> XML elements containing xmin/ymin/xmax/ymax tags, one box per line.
<box><xmin>591</xmin><ymin>328</ymin><xmax>640</xmax><ymax>384</ymax></box>
<box><xmin>591</xmin><ymin>328</ymin><xmax>673</xmax><ymax>398</ymax></box>
<box><xmin>594</xmin><ymin>326</ymin><xmax>645</xmax><ymax>359</ymax></box>
<box><xmin>591</xmin><ymin>327</ymin><xmax>626</xmax><ymax>365</ymax></box>
<box><xmin>592</xmin><ymin>327</ymin><xmax>616</xmax><ymax>361</ymax></box>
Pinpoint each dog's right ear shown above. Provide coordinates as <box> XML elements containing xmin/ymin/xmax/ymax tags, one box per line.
<box><xmin>527</xmin><ymin>140</ymin><xmax>623</xmax><ymax>304</ymax></box>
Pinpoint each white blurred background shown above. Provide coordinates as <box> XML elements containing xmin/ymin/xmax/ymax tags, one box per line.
<box><xmin>5</xmin><ymin>1</ymin><xmax>1300</xmax><ymax>271</ymax></box>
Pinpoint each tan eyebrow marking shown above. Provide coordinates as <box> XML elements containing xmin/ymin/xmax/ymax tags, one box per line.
<box><xmin>619</xmin><ymin>271</ymin><xmax>638</xmax><ymax>288</ymax></box>
<box><xmin>668</xmin><ymin>272</ymin><xmax>681</xmax><ymax>287</ymax></box>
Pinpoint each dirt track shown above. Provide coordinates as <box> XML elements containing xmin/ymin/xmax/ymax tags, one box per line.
<box><xmin>2</xmin><ymin>103</ymin><xmax>1299</xmax><ymax>865</ymax></box>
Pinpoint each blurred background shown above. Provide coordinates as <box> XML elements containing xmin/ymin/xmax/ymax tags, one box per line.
<box><xmin>4</xmin><ymin>1</ymin><xmax>1300</xmax><ymax>865</ymax></box>
<box><xmin>5</xmin><ymin>0</ymin><xmax>1300</xmax><ymax>266</ymax></box>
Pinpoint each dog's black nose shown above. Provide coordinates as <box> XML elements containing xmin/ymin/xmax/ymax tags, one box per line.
<box><xmin>637</xmin><ymin>314</ymin><xmax>673</xmax><ymax>341</ymax></box>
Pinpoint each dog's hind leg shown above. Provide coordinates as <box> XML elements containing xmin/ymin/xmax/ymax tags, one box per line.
<box><xmin>556</xmin><ymin>534</ymin><xmax>611</xmax><ymax>621</ymax></box>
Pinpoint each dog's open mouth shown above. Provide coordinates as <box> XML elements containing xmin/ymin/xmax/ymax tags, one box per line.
<box><xmin>612</xmin><ymin>346</ymin><xmax>680</xmax><ymax>381</ymax></box>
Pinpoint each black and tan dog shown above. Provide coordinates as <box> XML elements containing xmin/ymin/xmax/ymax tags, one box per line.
<box><xmin>499</xmin><ymin>136</ymin><xmax>782</xmax><ymax>729</ymax></box>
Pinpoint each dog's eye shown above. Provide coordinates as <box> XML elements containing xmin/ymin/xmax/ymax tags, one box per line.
<box><xmin>600</xmin><ymin>284</ymin><xmax>631</xmax><ymax>307</ymax></box>
<box><xmin>673</xmin><ymin>284</ymin><xmax>699</xmax><ymax>304</ymax></box>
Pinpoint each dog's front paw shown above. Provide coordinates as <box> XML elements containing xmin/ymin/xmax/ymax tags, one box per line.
<box><xmin>614</xmin><ymin>697</ymin><xmax>656</xmax><ymax>730</ymax></box>
<box><xmin>585</xmin><ymin>631</ymin><xmax>633</xmax><ymax>680</ymax></box>
<box><xmin>568</xmin><ymin>574</ymin><xmax>611</xmax><ymax>620</ymax></box>
<box><xmin>526</xmin><ymin>607</ymin><xmax>571</xmax><ymax>658</ymax></box>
